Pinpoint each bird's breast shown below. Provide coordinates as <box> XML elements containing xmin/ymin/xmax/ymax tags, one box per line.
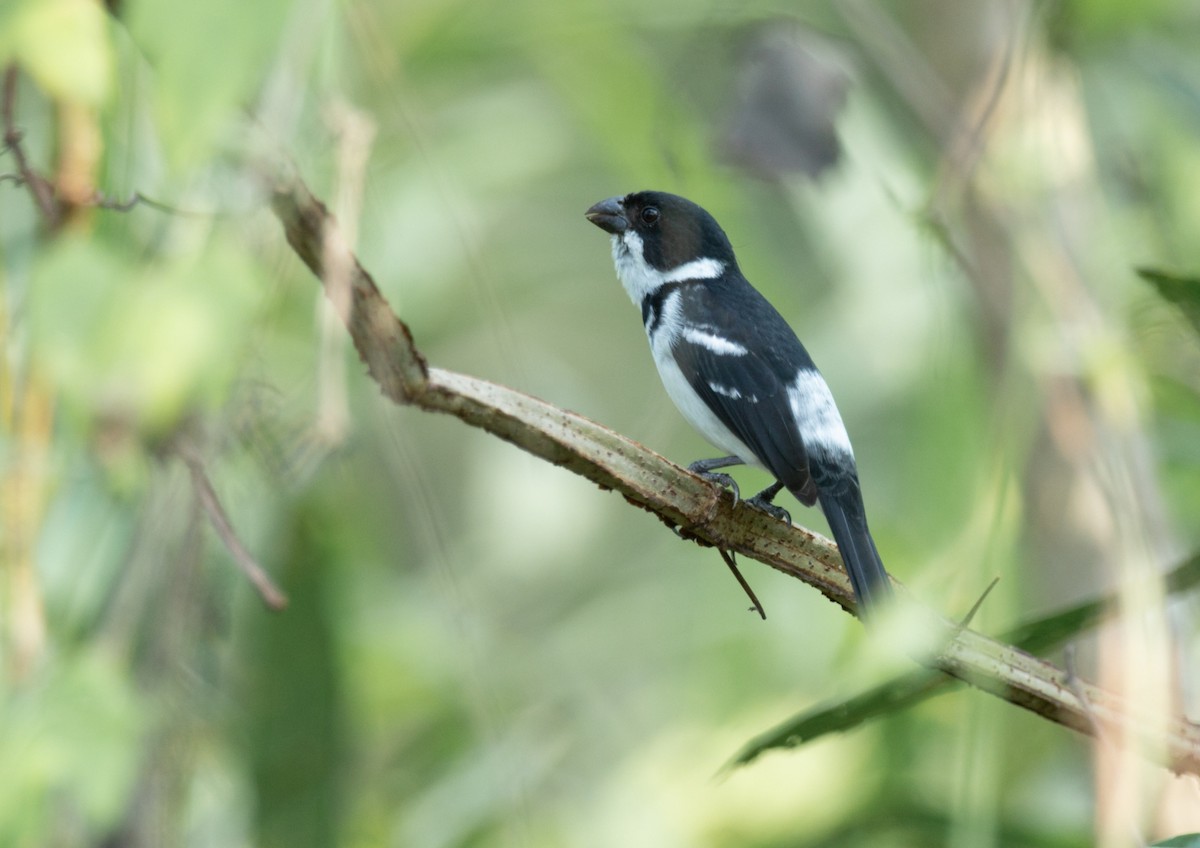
<box><xmin>645</xmin><ymin>301</ymin><xmax>760</xmax><ymax>466</ymax></box>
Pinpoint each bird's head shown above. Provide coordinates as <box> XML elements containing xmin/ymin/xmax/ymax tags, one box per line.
<box><xmin>586</xmin><ymin>191</ymin><xmax>736</xmax><ymax>302</ymax></box>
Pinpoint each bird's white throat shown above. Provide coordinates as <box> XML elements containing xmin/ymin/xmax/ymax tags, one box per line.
<box><xmin>611</xmin><ymin>231</ymin><xmax>725</xmax><ymax>305</ymax></box>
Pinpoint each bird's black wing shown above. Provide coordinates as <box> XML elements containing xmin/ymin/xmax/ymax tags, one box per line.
<box><xmin>670</xmin><ymin>286</ymin><xmax>818</xmax><ymax>502</ymax></box>
<box><xmin>672</xmin><ymin>281</ymin><xmax>892</xmax><ymax>611</ymax></box>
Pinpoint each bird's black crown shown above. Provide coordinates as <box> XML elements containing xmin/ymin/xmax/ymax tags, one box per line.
<box><xmin>590</xmin><ymin>191</ymin><xmax>738</xmax><ymax>272</ymax></box>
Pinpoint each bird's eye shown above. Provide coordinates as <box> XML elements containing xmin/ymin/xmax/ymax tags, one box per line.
<box><xmin>640</xmin><ymin>206</ymin><xmax>660</xmax><ymax>225</ymax></box>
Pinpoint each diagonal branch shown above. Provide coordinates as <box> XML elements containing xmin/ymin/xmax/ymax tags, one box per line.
<box><xmin>266</xmin><ymin>169</ymin><xmax>1200</xmax><ymax>777</ymax></box>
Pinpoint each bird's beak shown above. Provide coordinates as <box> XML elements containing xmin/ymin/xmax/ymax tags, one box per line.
<box><xmin>585</xmin><ymin>196</ymin><xmax>628</xmax><ymax>235</ymax></box>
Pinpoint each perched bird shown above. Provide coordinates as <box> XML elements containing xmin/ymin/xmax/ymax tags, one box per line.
<box><xmin>585</xmin><ymin>190</ymin><xmax>891</xmax><ymax>612</ymax></box>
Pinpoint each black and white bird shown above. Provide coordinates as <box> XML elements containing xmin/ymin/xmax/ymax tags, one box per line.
<box><xmin>585</xmin><ymin>190</ymin><xmax>892</xmax><ymax>612</ymax></box>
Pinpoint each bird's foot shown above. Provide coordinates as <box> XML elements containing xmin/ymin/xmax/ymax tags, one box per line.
<box><xmin>687</xmin><ymin>457</ymin><xmax>743</xmax><ymax>505</ymax></box>
<box><xmin>746</xmin><ymin>495</ymin><xmax>792</xmax><ymax>526</ymax></box>
<box><xmin>693</xmin><ymin>470</ymin><xmax>741</xmax><ymax>505</ymax></box>
<box><xmin>745</xmin><ymin>481</ymin><xmax>791</xmax><ymax>526</ymax></box>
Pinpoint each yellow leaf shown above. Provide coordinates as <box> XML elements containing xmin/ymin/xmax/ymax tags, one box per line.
<box><xmin>6</xmin><ymin>0</ymin><xmax>114</xmax><ymax>107</ymax></box>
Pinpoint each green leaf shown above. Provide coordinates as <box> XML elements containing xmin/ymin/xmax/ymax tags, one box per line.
<box><xmin>124</xmin><ymin>0</ymin><xmax>293</xmax><ymax>165</ymax></box>
<box><xmin>0</xmin><ymin>652</ymin><xmax>143</xmax><ymax>842</ymax></box>
<box><xmin>1138</xmin><ymin>267</ymin><xmax>1200</xmax><ymax>340</ymax></box>
<box><xmin>1150</xmin><ymin>835</ymin><xmax>1200</xmax><ymax>848</ymax></box>
<box><xmin>726</xmin><ymin>670</ymin><xmax>953</xmax><ymax>768</ymax></box>
<box><xmin>28</xmin><ymin>234</ymin><xmax>263</xmax><ymax>433</ymax></box>
<box><xmin>244</xmin><ymin>502</ymin><xmax>346</xmax><ymax>848</ymax></box>
<box><xmin>1008</xmin><ymin>551</ymin><xmax>1200</xmax><ymax>652</ymax></box>
<box><xmin>729</xmin><ymin>551</ymin><xmax>1200</xmax><ymax>767</ymax></box>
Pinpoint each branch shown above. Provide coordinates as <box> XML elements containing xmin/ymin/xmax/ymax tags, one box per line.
<box><xmin>178</xmin><ymin>444</ymin><xmax>289</xmax><ymax>611</ymax></box>
<box><xmin>266</xmin><ymin>168</ymin><xmax>1200</xmax><ymax>776</ymax></box>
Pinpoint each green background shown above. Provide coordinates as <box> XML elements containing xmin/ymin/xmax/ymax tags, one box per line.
<box><xmin>2</xmin><ymin>0</ymin><xmax>1199</xmax><ymax>845</ymax></box>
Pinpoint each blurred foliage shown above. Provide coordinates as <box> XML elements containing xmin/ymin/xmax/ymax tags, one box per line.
<box><xmin>1152</xmin><ymin>836</ymin><xmax>1200</xmax><ymax>848</ymax></box>
<box><xmin>0</xmin><ymin>0</ymin><xmax>114</xmax><ymax>106</ymax></box>
<box><xmin>2</xmin><ymin>0</ymin><xmax>1200</xmax><ymax>846</ymax></box>
<box><xmin>1139</xmin><ymin>267</ymin><xmax>1200</xmax><ymax>339</ymax></box>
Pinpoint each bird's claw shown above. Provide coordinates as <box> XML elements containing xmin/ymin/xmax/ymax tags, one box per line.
<box><xmin>746</xmin><ymin>495</ymin><xmax>792</xmax><ymax>526</ymax></box>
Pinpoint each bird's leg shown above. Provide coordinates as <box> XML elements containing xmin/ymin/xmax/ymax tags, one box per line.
<box><xmin>746</xmin><ymin>480</ymin><xmax>792</xmax><ymax>526</ymax></box>
<box><xmin>687</xmin><ymin>455</ymin><xmax>743</xmax><ymax>505</ymax></box>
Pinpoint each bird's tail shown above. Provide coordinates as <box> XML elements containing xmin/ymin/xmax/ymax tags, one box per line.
<box><xmin>813</xmin><ymin>486</ymin><xmax>892</xmax><ymax>614</ymax></box>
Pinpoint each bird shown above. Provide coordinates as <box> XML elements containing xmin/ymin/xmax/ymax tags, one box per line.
<box><xmin>585</xmin><ymin>190</ymin><xmax>892</xmax><ymax>613</ymax></box>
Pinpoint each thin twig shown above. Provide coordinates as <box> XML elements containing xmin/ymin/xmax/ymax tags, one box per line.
<box><xmin>89</xmin><ymin>190</ymin><xmax>216</xmax><ymax>218</ymax></box>
<box><xmin>91</xmin><ymin>190</ymin><xmax>144</xmax><ymax>212</ymax></box>
<box><xmin>718</xmin><ymin>548</ymin><xmax>766</xmax><ymax>619</ymax></box>
<box><xmin>959</xmin><ymin>576</ymin><xmax>1001</xmax><ymax>628</ymax></box>
<box><xmin>2</xmin><ymin>64</ymin><xmax>59</xmax><ymax>227</ymax></box>
<box><xmin>178</xmin><ymin>447</ymin><xmax>288</xmax><ymax>610</ymax></box>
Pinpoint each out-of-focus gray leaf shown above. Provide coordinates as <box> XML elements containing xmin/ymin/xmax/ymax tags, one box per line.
<box><xmin>719</xmin><ymin>23</ymin><xmax>853</xmax><ymax>180</ymax></box>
